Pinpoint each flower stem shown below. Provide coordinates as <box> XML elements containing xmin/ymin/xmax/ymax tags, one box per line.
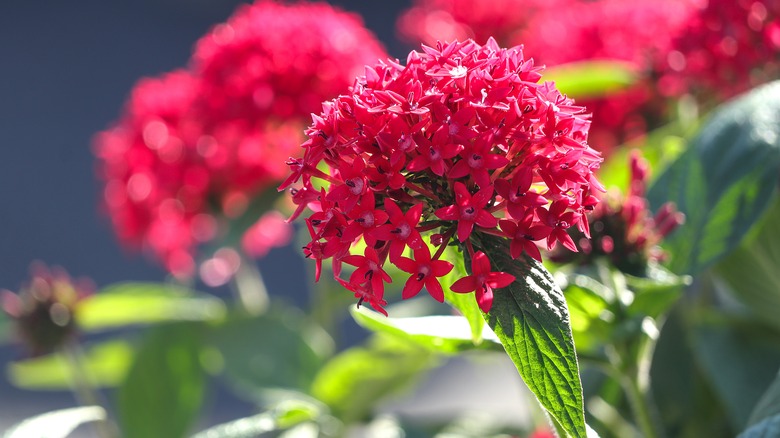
<box><xmin>231</xmin><ymin>257</ymin><xmax>269</xmax><ymax>315</ymax></box>
<box><xmin>62</xmin><ymin>341</ymin><xmax>117</xmax><ymax>438</ymax></box>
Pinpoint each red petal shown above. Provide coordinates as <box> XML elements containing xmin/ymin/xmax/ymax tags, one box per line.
<box><xmin>450</xmin><ymin>275</ymin><xmax>477</xmax><ymax>293</ymax></box>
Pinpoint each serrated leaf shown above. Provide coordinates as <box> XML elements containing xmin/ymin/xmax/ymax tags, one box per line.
<box><xmin>717</xmin><ymin>197</ymin><xmax>780</xmax><ymax>331</ymax></box>
<box><xmin>117</xmin><ymin>322</ymin><xmax>206</xmax><ymax>438</ymax></box>
<box><xmin>544</xmin><ymin>60</ymin><xmax>638</xmax><ymax>99</ymax></box>
<box><xmin>647</xmin><ymin>81</ymin><xmax>780</xmax><ymax>275</ymax></box>
<box><xmin>2</xmin><ymin>406</ymin><xmax>106</xmax><ymax>438</ymax></box>
<box><xmin>747</xmin><ymin>369</ymin><xmax>780</xmax><ymax>427</ymax></box>
<box><xmin>740</xmin><ymin>414</ymin><xmax>780</xmax><ymax>438</ymax></box>
<box><xmin>473</xmin><ymin>234</ymin><xmax>586</xmax><ymax>438</ymax></box>
<box><xmin>310</xmin><ymin>336</ymin><xmax>437</xmax><ymax>423</ymax></box>
<box><xmin>76</xmin><ymin>282</ymin><xmax>225</xmax><ymax>331</ymax></box>
<box><xmin>7</xmin><ymin>340</ymin><xmax>133</xmax><ymax>389</ymax></box>
<box><xmin>350</xmin><ymin>306</ymin><xmax>499</xmax><ymax>354</ymax></box>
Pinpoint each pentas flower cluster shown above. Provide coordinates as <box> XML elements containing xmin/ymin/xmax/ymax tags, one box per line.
<box><xmin>94</xmin><ymin>1</ymin><xmax>386</xmax><ymax>278</ymax></box>
<box><xmin>658</xmin><ymin>0</ymin><xmax>780</xmax><ymax>100</ymax></box>
<box><xmin>396</xmin><ymin>0</ymin><xmax>562</xmax><ymax>47</ymax></box>
<box><xmin>282</xmin><ymin>39</ymin><xmax>603</xmax><ymax>315</ymax></box>
<box><xmin>552</xmin><ymin>152</ymin><xmax>684</xmax><ymax>276</ymax></box>
<box><xmin>397</xmin><ymin>0</ymin><xmax>698</xmax><ymax>152</ymax></box>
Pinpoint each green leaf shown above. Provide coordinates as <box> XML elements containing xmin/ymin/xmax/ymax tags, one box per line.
<box><xmin>647</xmin><ymin>81</ymin><xmax>780</xmax><ymax>275</ymax></box>
<box><xmin>117</xmin><ymin>322</ymin><xmax>206</xmax><ymax>438</ymax></box>
<box><xmin>310</xmin><ymin>335</ymin><xmax>438</xmax><ymax>423</ymax></box>
<box><xmin>2</xmin><ymin>406</ymin><xmax>106</xmax><ymax>438</ymax></box>
<box><xmin>543</xmin><ymin>60</ymin><xmax>639</xmax><ymax>99</ymax></box>
<box><xmin>76</xmin><ymin>282</ymin><xmax>225</xmax><ymax>331</ymax></box>
<box><xmin>740</xmin><ymin>414</ymin><xmax>780</xmax><ymax>438</ymax></box>
<box><xmin>474</xmin><ymin>234</ymin><xmax>586</xmax><ymax>438</ymax></box>
<box><xmin>747</xmin><ymin>369</ymin><xmax>780</xmax><ymax>427</ymax></box>
<box><xmin>441</xmin><ymin>246</ymin><xmax>485</xmax><ymax>343</ymax></box>
<box><xmin>692</xmin><ymin>314</ymin><xmax>780</xmax><ymax>431</ymax></box>
<box><xmin>562</xmin><ymin>280</ymin><xmax>613</xmax><ymax>353</ymax></box>
<box><xmin>717</xmin><ymin>197</ymin><xmax>780</xmax><ymax>331</ymax></box>
<box><xmin>207</xmin><ymin>308</ymin><xmax>332</xmax><ymax>404</ymax></box>
<box><xmin>350</xmin><ymin>306</ymin><xmax>499</xmax><ymax>354</ymax></box>
<box><xmin>625</xmin><ymin>267</ymin><xmax>689</xmax><ymax>320</ymax></box>
<box><xmin>597</xmin><ymin>118</ymin><xmax>694</xmax><ymax>193</ymax></box>
<box><xmin>7</xmin><ymin>341</ymin><xmax>133</xmax><ymax>389</ymax></box>
<box><xmin>191</xmin><ymin>400</ymin><xmax>322</xmax><ymax>438</ymax></box>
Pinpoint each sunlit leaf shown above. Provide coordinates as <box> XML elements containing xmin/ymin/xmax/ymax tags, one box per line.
<box><xmin>474</xmin><ymin>234</ymin><xmax>587</xmax><ymax>438</ymax></box>
<box><xmin>2</xmin><ymin>406</ymin><xmax>106</xmax><ymax>438</ymax></box>
<box><xmin>647</xmin><ymin>81</ymin><xmax>780</xmax><ymax>274</ymax></box>
<box><xmin>76</xmin><ymin>282</ymin><xmax>225</xmax><ymax>331</ymax></box>
<box><xmin>191</xmin><ymin>400</ymin><xmax>323</xmax><ymax>438</ymax></box>
<box><xmin>544</xmin><ymin>60</ymin><xmax>638</xmax><ymax>99</ymax></box>
<box><xmin>350</xmin><ymin>306</ymin><xmax>499</xmax><ymax>354</ymax></box>
<box><xmin>562</xmin><ymin>281</ymin><xmax>613</xmax><ymax>353</ymax></box>
<box><xmin>117</xmin><ymin>322</ymin><xmax>206</xmax><ymax>438</ymax></box>
<box><xmin>7</xmin><ymin>341</ymin><xmax>132</xmax><ymax>389</ymax></box>
<box><xmin>311</xmin><ymin>336</ymin><xmax>438</xmax><ymax>423</ymax></box>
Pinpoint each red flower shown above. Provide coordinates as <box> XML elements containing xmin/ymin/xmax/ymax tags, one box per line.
<box><xmin>450</xmin><ymin>252</ymin><xmax>515</xmax><ymax>312</ymax></box>
<box><xmin>337</xmin><ymin>278</ymin><xmax>388</xmax><ymax>317</ymax></box>
<box><xmin>94</xmin><ymin>0</ymin><xmax>386</xmax><ymax>279</ymax></box>
<box><xmin>435</xmin><ymin>182</ymin><xmax>498</xmax><ymax>242</ymax></box>
<box><xmin>285</xmin><ymin>39</ymin><xmax>602</xmax><ymax>314</ymax></box>
<box><xmin>342</xmin><ymin>247</ymin><xmax>393</xmax><ymax>297</ymax></box>
<box><xmin>396</xmin><ymin>246</ymin><xmax>454</xmax><ymax>302</ymax></box>
<box><xmin>372</xmin><ymin>200</ymin><xmax>424</xmax><ymax>262</ymax></box>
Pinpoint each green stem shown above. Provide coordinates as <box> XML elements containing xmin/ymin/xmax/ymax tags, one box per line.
<box><xmin>620</xmin><ymin>369</ymin><xmax>661</xmax><ymax>438</ymax></box>
<box><xmin>231</xmin><ymin>257</ymin><xmax>269</xmax><ymax>315</ymax></box>
<box><xmin>62</xmin><ymin>341</ymin><xmax>117</xmax><ymax>438</ymax></box>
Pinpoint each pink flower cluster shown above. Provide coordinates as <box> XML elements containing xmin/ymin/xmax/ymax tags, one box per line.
<box><xmin>94</xmin><ymin>1</ymin><xmax>386</xmax><ymax>278</ymax></box>
<box><xmin>552</xmin><ymin>152</ymin><xmax>684</xmax><ymax>275</ymax></box>
<box><xmin>396</xmin><ymin>0</ymin><xmax>561</xmax><ymax>47</ymax></box>
<box><xmin>283</xmin><ymin>39</ymin><xmax>603</xmax><ymax>315</ymax></box>
<box><xmin>397</xmin><ymin>0</ymin><xmax>696</xmax><ymax>152</ymax></box>
<box><xmin>658</xmin><ymin>0</ymin><xmax>780</xmax><ymax>100</ymax></box>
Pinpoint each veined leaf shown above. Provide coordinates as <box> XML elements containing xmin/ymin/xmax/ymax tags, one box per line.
<box><xmin>647</xmin><ymin>81</ymin><xmax>780</xmax><ymax>274</ymax></box>
<box><xmin>474</xmin><ymin>234</ymin><xmax>587</xmax><ymax>438</ymax></box>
